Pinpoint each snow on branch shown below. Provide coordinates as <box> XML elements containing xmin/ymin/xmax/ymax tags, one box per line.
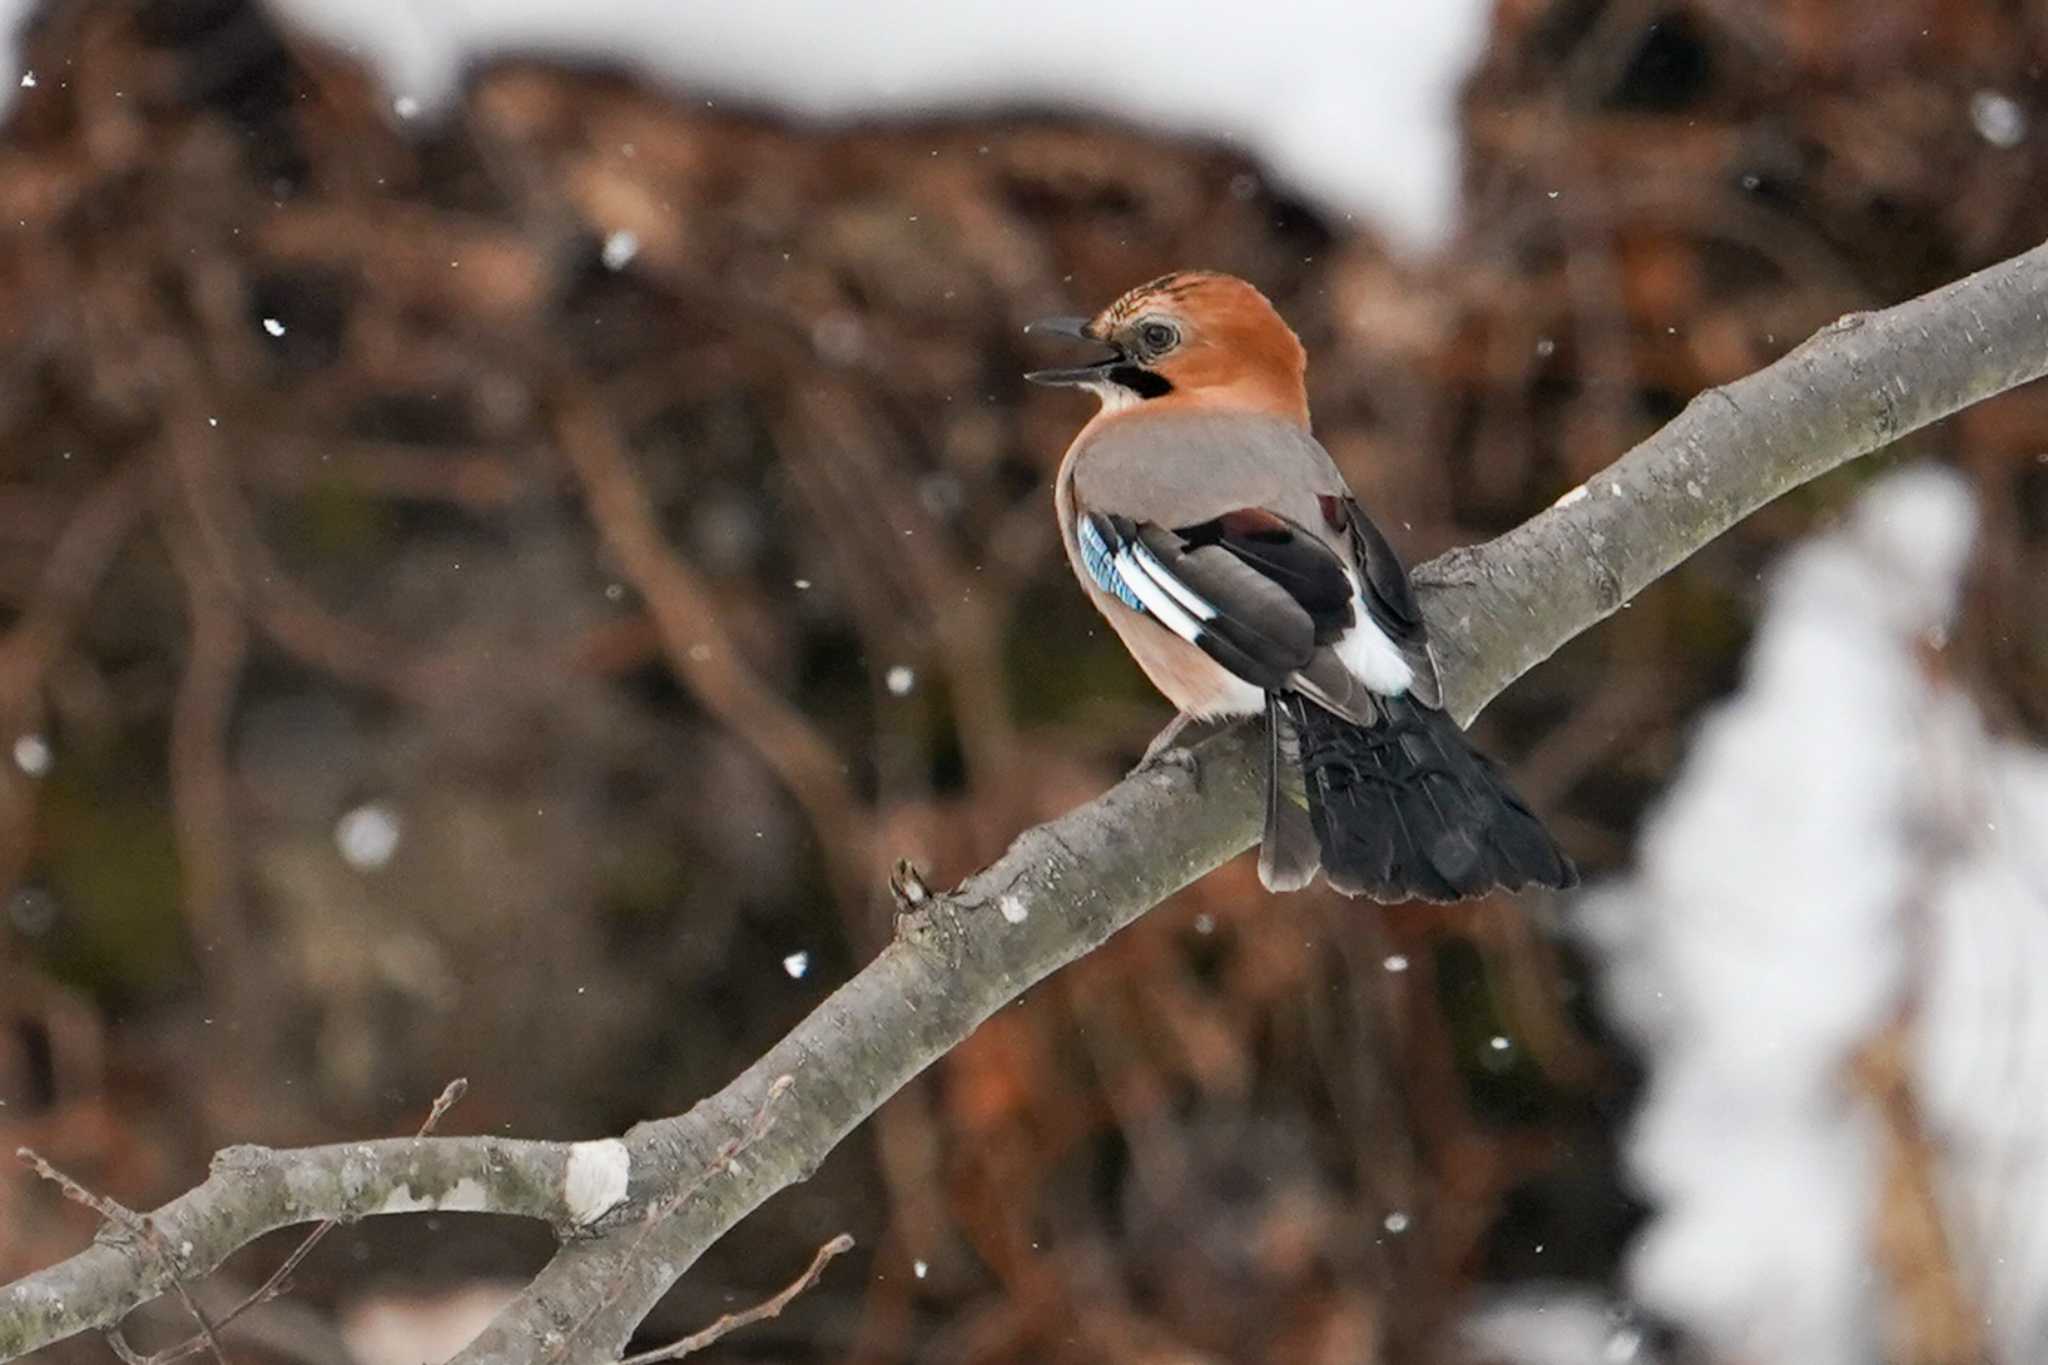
<box><xmin>6</xmin><ymin>241</ymin><xmax>2048</xmax><ymax>1364</ymax></box>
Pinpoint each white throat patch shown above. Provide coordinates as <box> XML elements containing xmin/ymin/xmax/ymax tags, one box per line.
<box><xmin>1085</xmin><ymin>380</ymin><xmax>1144</xmax><ymax>413</ymax></box>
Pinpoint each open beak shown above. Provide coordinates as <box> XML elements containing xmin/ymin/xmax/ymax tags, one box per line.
<box><xmin>1024</xmin><ymin>315</ymin><xmax>1121</xmax><ymax>387</ymax></box>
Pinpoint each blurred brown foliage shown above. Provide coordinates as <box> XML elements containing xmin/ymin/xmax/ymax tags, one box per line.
<box><xmin>2</xmin><ymin>0</ymin><xmax>2045</xmax><ymax>1361</ymax></box>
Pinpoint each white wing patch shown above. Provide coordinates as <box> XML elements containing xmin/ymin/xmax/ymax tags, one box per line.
<box><xmin>1333</xmin><ymin>570</ymin><xmax>1414</xmax><ymax>695</ymax></box>
<box><xmin>1116</xmin><ymin>544</ymin><xmax>1210</xmax><ymax>644</ymax></box>
<box><xmin>1127</xmin><ymin>541</ymin><xmax>1217</xmax><ymax>625</ymax></box>
<box><xmin>1080</xmin><ymin>512</ymin><xmax>1219</xmax><ymax>648</ymax></box>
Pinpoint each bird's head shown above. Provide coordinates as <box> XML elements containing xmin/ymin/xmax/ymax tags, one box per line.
<box><xmin>1025</xmin><ymin>271</ymin><xmax>1309</xmax><ymax>425</ymax></box>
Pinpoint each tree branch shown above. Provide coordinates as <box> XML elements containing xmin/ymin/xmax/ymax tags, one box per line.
<box><xmin>1</xmin><ymin>1134</ymin><xmax>627</xmax><ymax>1358</ymax></box>
<box><xmin>5</xmin><ymin>239</ymin><xmax>2048</xmax><ymax>1364</ymax></box>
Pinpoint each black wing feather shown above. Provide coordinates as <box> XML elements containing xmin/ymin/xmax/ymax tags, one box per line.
<box><xmin>1340</xmin><ymin>499</ymin><xmax>1425</xmax><ymax>643</ymax></box>
<box><xmin>1083</xmin><ymin>510</ymin><xmax>1356</xmax><ymax>694</ymax></box>
<box><xmin>1130</xmin><ymin>521</ymin><xmax>1315</xmax><ymax>690</ymax></box>
<box><xmin>1178</xmin><ymin>515</ymin><xmax>1355</xmax><ymax>643</ymax></box>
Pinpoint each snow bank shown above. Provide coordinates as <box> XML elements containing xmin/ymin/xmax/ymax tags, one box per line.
<box><xmin>0</xmin><ymin>0</ymin><xmax>1490</xmax><ymax>251</ymax></box>
<box><xmin>1557</xmin><ymin>466</ymin><xmax>2048</xmax><ymax>1365</ymax></box>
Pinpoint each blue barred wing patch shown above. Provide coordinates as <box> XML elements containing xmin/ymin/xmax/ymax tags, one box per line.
<box><xmin>1078</xmin><ymin>514</ymin><xmax>1146</xmax><ymax>613</ymax></box>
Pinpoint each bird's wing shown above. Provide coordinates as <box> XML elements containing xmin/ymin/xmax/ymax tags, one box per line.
<box><xmin>1067</xmin><ymin>408</ymin><xmax>1443</xmax><ymax>713</ymax></box>
<box><xmin>1076</xmin><ymin>506</ymin><xmax>1353</xmax><ymax>694</ymax></box>
<box><xmin>1333</xmin><ymin>495</ymin><xmax>1442</xmax><ymax>709</ymax></box>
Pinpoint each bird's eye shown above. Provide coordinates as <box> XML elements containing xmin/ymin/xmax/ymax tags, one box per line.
<box><xmin>1136</xmin><ymin>321</ymin><xmax>1180</xmax><ymax>355</ymax></box>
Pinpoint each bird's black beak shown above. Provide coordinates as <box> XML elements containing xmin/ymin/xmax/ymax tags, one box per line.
<box><xmin>1024</xmin><ymin>315</ymin><xmax>1121</xmax><ymax>387</ymax></box>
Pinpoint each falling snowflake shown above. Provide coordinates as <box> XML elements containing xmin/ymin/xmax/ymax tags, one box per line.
<box><xmin>262</xmin><ymin>318</ymin><xmax>286</xmax><ymax>337</ymax></box>
<box><xmin>782</xmin><ymin>951</ymin><xmax>810</xmax><ymax>980</ymax></box>
<box><xmin>1971</xmin><ymin>90</ymin><xmax>2028</xmax><ymax>148</ymax></box>
<box><xmin>12</xmin><ymin>735</ymin><xmax>51</xmax><ymax>777</ymax></box>
<box><xmin>601</xmin><ymin>230</ymin><xmax>640</xmax><ymax>271</ymax></box>
<box><xmin>335</xmin><ymin>802</ymin><xmax>402</xmax><ymax>870</ymax></box>
<box><xmin>885</xmin><ymin>665</ymin><xmax>915</xmax><ymax>696</ymax></box>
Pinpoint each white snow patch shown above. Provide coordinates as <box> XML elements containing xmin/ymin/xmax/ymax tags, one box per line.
<box><xmin>374</xmin><ymin>1184</ymin><xmax>437</xmax><ymax>1215</ymax></box>
<box><xmin>440</xmin><ymin>1177</ymin><xmax>490</xmax><ymax>1212</ymax></box>
<box><xmin>1573</xmin><ymin>466</ymin><xmax>2043</xmax><ymax>1365</ymax></box>
<box><xmin>563</xmin><ymin>1139</ymin><xmax>631</xmax><ymax>1226</ymax></box>
<box><xmin>1553</xmin><ymin>484</ymin><xmax>1589</xmax><ymax>509</ymax></box>
<box><xmin>363</xmin><ymin>1178</ymin><xmax>489</xmax><ymax>1216</ymax></box>
<box><xmin>997</xmin><ymin>894</ymin><xmax>1028</xmax><ymax>924</ymax></box>
<box><xmin>1464</xmin><ymin>1292</ymin><xmax>1652</xmax><ymax>1365</ymax></box>
<box><xmin>197</xmin><ymin>0</ymin><xmax>1497</xmax><ymax>251</ymax></box>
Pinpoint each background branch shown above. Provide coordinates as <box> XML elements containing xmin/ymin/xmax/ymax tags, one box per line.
<box><xmin>5</xmin><ymin>238</ymin><xmax>2048</xmax><ymax>1364</ymax></box>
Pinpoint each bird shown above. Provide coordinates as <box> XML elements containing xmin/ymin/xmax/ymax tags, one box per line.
<box><xmin>1026</xmin><ymin>271</ymin><xmax>1576</xmax><ymax>902</ymax></box>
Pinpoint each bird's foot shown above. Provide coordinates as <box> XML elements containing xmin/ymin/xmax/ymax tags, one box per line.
<box><xmin>1133</xmin><ymin>745</ymin><xmax>1199</xmax><ymax>782</ymax></box>
<box><xmin>1130</xmin><ymin>714</ymin><xmax>1202</xmax><ymax>785</ymax></box>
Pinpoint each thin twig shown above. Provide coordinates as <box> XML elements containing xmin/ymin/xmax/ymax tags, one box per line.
<box><xmin>154</xmin><ymin>473</ymin><xmax>253</xmax><ymax>1000</ymax></box>
<box><xmin>0</xmin><ymin>461</ymin><xmax>151</xmax><ymax>893</ymax></box>
<box><xmin>67</xmin><ymin>1079</ymin><xmax>471</xmax><ymax>1365</ymax></box>
<box><xmin>17</xmin><ymin>1151</ymin><xmax>230</xmax><ymax>1364</ymax></box>
<box><xmin>159</xmin><ymin>1284</ymin><xmax>227</xmax><ymax>1365</ymax></box>
<box><xmin>552</xmin><ymin>390</ymin><xmax>869</xmax><ymax>889</ymax></box>
<box><xmin>15</xmin><ymin>1150</ymin><xmax>148</xmax><ymax>1235</ymax></box>
<box><xmin>618</xmin><ymin>1234</ymin><xmax>855</xmax><ymax>1365</ymax></box>
<box><xmin>421</xmin><ymin>1078</ymin><xmax>471</xmax><ymax>1133</ymax></box>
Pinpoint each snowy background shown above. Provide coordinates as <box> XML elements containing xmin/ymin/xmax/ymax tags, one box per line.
<box><xmin>0</xmin><ymin>0</ymin><xmax>1490</xmax><ymax>251</ymax></box>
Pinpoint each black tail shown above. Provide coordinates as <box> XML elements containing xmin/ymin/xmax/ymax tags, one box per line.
<box><xmin>1272</xmin><ymin>693</ymin><xmax>1577</xmax><ymax>902</ymax></box>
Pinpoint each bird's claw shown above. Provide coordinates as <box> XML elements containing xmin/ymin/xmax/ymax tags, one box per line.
<box><xmin>1131</xmin><ymin>743</ymin><xmax>1200</xmax><ymax>785</ymax></box>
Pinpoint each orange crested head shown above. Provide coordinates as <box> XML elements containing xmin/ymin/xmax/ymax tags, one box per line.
<box><xmin>1025</xmin><ymin>271</ymin><xmax>1310</xmax><ymax>426</ymax></box>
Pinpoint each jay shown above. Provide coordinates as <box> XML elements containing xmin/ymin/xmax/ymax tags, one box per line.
<box><xmin>1028</xmin><ymin>271</ymin><xmax>1576</xmax><ymax>901</ymax></box>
